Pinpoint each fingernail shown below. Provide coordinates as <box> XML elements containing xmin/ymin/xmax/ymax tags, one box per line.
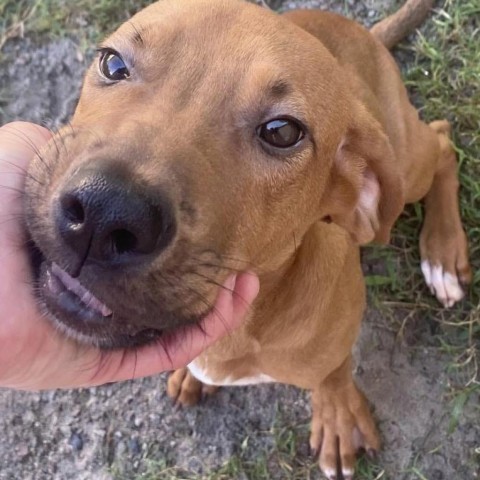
<box><xmin>225</xmin><ymin>275</ymin><xmax>236</xmax><ymax>291</ymax></box>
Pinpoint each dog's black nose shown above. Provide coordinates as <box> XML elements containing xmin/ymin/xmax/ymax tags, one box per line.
<box><xmin>56</xmin><ymin>168</ymin><xmax>175</xmax><ymax>268</ymax></box>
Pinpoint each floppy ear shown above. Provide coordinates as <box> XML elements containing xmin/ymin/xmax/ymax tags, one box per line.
<box><xmin>320</xmin><ymin>108</ymin><xmax>405</xmax><ymax>245</ymax></box>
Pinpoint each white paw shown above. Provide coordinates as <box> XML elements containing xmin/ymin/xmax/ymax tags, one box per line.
<box><xmin>323</xmin><ymin>468</ymin><xmax>337</xmax><ymax>480</ymax></box>
<box><xmin>342</xmin><ymin>467</ymin><xmax>354</xmax><ymax>480</ymax></box>
<box><xmin>421</xmin><ymin>260</ymin><xmax>464</xmax><ymax>308</ymax></box>
<box><xmin>322</xmin><ymin>467</ymin><xmax>354</xmax><ymax>480</ymax></box>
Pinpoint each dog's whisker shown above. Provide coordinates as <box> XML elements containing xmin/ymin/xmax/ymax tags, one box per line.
<box><xmin>189</xmin><ymin>256</ymin><xmax>242</xmax><ymax>273</ymax></box>
<box><xmin>130</xmin><ymin>347</ymin><xmax>139</xmax><ymax>382</ymax></box>
<box><xmin>66</xmin><ymin>120</ymin><xmax>75</xmax><ymax>137</ymax></box>
<box><xmin>215</xmin><ymin>253</ymin><xmax>255</xmax><ymax>266</ymax></box>
<box><xmin>153</xmin><ymin>334</ymin><xmax>174</xmax><ymax>370</ymax></box>
<box><xmin>162</xmin><ymin>268</ymin><xmax>232</xmax><ymax>339</ymax></box>
<box><xmin>188</xmin><ymin>270</ymin><xmax>252</xmax><ymax>312</ymax></box>
<box><xmin>2</xmin><ymin>126</ymin><xmax>51</xmax><ymax>173</ymax></box>
<box><xmin>0</xmin><ymin>184</ymin><xmax>26</xmax><ymax>196</ymax></box>
<box><xmin>162</xmin><ymin>271</ymin><xmax>223</xmax><ymax>334</ymax></box>
<box><xmin>0</xmin><ymin>215</ymin><xmax>26</xmax><ymax>227</ymax></box>
<box><xmin>2</xmin><ymin>126</ymin><xmax>43</xmax><ymax>153</ymax></box>
<box><xmin>48</xmin><ymin>128</ymin><xmax>62</xmax><ymax>160</ymax></box>
<box><xmin>83</xmin><ymin>349</ymin><xmax>112</xmax><ymax>382</ymax></box>
<box><xmin>56</xmin><ymin>126</ymin><xmax>71</xmax><ymax>156</ymax></box>
<box><xmin>0</xmin><ymin>157</ymin><xmax>44</xmax><ymax>180</ymax></box>
<box><xmin>74</xmin><ymin>123</ymin><xmax>103</xmax><ymax>148</ymax></box>
<box><xmin>192</xmin><ymin>251</ymin><xmax>262</xmax><ymax>274</ymax></box>
<box><xmin>0</xmin><ymin>169</ymin><xmax>43</xmax><ymax>187</ymax></box>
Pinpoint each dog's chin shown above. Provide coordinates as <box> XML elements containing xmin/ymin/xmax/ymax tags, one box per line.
<box><xmin>38</xmin><ymin>262</ymin><xmax>165</xmax><ymax>349</ymax></box>
<box><xmin>27</xmin><ymin>243</ymin><xmax>204</xmax><ymax>350</ymax></box>
<box><xmin>47</xmin><ymin>316</ymin><xmax>163</xmax><ymax>350</ymax></box>
<box><xmin>46</xmin><ymin>315</ymin><xmax>164</xmax><ymax>349</ymax></box>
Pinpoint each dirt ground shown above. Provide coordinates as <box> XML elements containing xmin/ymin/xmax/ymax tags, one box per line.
<box><xmin>0</xmin><ymin>1</ymin><xmax>478</xmax><ymax>479</ymax></box>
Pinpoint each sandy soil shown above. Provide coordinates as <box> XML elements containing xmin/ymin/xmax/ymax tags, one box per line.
<box><xmin>0</xmin><ymin>1</ymin><xmax>478</xmax><ymax>479</ymax></box>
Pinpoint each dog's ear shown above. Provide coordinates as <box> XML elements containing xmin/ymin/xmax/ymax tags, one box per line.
<box><xmin>321</xmin><ymin>106</ymin><xmax>405</xmax><ymax>245</ymax></box>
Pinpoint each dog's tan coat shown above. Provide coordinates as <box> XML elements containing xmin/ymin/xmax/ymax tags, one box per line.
<box><xmin>26</xmin><ymin>0</ymin><xmax>471</xmax><ymax>477</ymax></box>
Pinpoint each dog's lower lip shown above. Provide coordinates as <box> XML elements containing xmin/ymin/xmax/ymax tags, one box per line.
<box><xmin>47</xmin><ymin>263</ymin><xmax>113</xmax><ymax>318</ymax></box>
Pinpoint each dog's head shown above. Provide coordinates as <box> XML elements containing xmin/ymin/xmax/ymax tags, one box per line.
<box><xmin>25</xmin><ymin>0</ymin><xmax>404</xmax><ymax>348</ymax></box>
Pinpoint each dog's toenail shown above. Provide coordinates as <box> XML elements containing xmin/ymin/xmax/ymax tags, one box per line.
<box><xmin>343</xmin><ymin>467</ymin><xmax>354</xmax><ymax>480</ymax></box>
<box><xmin>367</xmin><ymin>448</ymin><xmax>378</xmax><ymax>460</ymax></box>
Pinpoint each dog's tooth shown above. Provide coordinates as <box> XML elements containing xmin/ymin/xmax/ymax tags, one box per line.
<box><xmin>81</xmin><ymin>290</ymin><xmax>112</xmax><ymax>317</ymax></box>
<box><xmin>46</xmin><ymin>269</ymin><xmax>64</xmax><ymax>295</ymax></box>
<box><xmin>52</xmin><ymin>262</ymin><xmax>112</xmax><ymax>317</ymax></box>
<box><xmin>91</xmin><ymin>297</ymin><xmax>113</xmax><ymax>317</ymax></box>
<box><xmin>81</xmin><ymin>291</ymin><xmax>94</xmax><ymax>304</ymax></box>
<box><xmin>52</xmin><ymin>263</ymin><xmax>84</xmax><ymax>295</ymax></box>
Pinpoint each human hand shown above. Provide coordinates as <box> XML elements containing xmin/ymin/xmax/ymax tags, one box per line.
<box><xmin>0</xmin><ymin>122</ymin><xmax>259</xmax><ymax>390</ymax></box>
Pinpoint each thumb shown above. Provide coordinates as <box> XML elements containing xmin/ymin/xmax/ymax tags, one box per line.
<box><xmin>0</xmin><ymin>122</ymin><xmax>52</xmax><ymax>171</ymax></box>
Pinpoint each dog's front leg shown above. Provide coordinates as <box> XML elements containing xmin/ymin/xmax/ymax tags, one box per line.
<box><xmin>419</xmin><ymin>120</ymin><xmax>471</xmax><ymax>307</ymax></box>
<box><xmin>167</xmin><ymin>367</ymin><xmax>219</xmax><ymax>406</ymax></box>
<box><xmin>310</xmin><ymin>357</ymin><xmax>379</xmax><ymax>480</ymax></box>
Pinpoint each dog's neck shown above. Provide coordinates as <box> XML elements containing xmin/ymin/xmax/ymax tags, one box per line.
<box><xmin>249</xmin><ymin>221</ymin><xmax>355</xmax><ymax>338</ymax></box>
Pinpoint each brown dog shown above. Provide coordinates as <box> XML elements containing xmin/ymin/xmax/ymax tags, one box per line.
<box><xmin>25</xmin><ymin>0</ymin><xmax>471</xmax><ymax>477</ymax></box>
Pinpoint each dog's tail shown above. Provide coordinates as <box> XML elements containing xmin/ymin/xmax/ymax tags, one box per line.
<box><xmin>370</xmin><ymin>0</ymin><xmax>435</xmax><ymax>49</ymax></box>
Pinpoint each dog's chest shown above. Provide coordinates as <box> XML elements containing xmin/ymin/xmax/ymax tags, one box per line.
<box><xmin>188</xmin><ymin>359</ymin><xmax>276</xmax><ymax>386</ymax></box>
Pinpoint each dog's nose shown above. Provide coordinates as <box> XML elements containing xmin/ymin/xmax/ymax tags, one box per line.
<box><xmin>56</xmin><ymin>168</ymin><xmax>175</xmax><ymax>267</ymax></box>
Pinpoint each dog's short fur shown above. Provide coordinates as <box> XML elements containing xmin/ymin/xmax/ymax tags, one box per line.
<box><xmin>25</xmin><ymin>0</ymin><xmax>471</xmax><ymax>477</ymax></box>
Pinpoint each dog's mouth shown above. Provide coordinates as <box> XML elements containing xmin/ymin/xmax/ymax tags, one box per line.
<box><xmin>45</xmin><ymin>262</ymin><xmax>113</xmax><ymax>320</ymax></box>
<box><xmin>29</xmin><ymin>243</ymin><xmax>165</xmax><ymax>349</ymax></box>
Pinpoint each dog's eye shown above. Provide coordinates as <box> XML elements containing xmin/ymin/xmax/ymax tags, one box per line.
<box><xmin>99</xmin><ymin>50</ymin><xmax>130</xmax><ymax>81</ymax></box>
<box><xmin>258</xmin><ymin>118</ymin><xmax>305</xmax><ymax>149</ymax></box>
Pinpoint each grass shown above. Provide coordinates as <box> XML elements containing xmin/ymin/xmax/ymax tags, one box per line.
<box><xmin>0</xmin><ymin>0</ymin><xmax>478</xmax><ymax>479</ymax></box>
<box><xmin>0</xmin><ymin>0</ymin><xmax>151</xmax><ymax>49</ymax></box>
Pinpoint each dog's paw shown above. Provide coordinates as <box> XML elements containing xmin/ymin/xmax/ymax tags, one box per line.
<box><xmin>420</xmin><ymin>226</ymin><xmax>471</xmax><ymax>308</ymax></box>
<box><xmin>310</xmin><ymin>382</ymin><xmax>380</xmax><ymax>480</ymax></box>
<box><xmin>167</xmin><ymin>368</ymin><xmax>218</xmax><ymax>407</ymax></box>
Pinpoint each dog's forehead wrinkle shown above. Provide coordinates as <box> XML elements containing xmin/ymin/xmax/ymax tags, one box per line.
<box><xmin>126</xmin><ymin>0</ymin><xmax>245</xmax><ymax>51</ymax></box>
<box><xmin>103</xmin><ymin>8</ymin><xmax>311</xmax><ymax>118</ymax></box>
<box><xmin>118</xmin><ymin>0</ymin><xmax>284</xmax><ymax>73</ymax></box>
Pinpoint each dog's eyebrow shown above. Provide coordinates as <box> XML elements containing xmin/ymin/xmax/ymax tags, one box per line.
<box><xmin>128</xmin><ymin>21</ymin><xmax>145</xmax><ymax>47</ymax></box>
<box><xmin>265</xmin><ymin>79</ymin><xmax>291</xmax><ymax>99</ymax></box>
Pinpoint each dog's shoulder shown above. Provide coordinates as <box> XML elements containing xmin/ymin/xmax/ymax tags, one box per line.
<box><xmin>282</xmin><ymin>10</ymin><xmax>377</xmax><ymax>54</ymax></box>
<box><xmin>281</xmin><ymin>9</ymin><xmax>388</xmax><ymax>87</ymax></box>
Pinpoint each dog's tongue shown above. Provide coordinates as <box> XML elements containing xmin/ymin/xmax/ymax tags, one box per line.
<box><xmin>52</xmin><ymin>263</ymin><xmax>113</xmax><ymax>317</ymax></box>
